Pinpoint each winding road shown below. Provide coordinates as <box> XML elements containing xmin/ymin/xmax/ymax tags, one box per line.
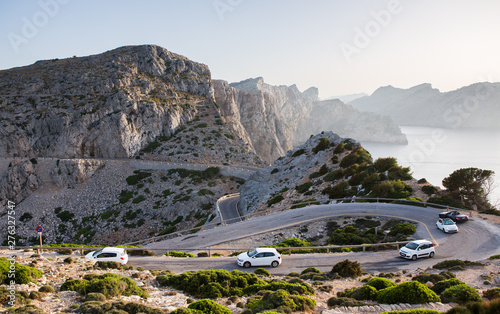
<box><xmin>129</xmin><ymin>202</ymin><xmax>500</xmax><ymax>275</ymax></box>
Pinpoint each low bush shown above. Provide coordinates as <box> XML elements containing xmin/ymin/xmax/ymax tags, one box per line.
<box><xmin>64</xmin><ymin>257</ymin><xmax>74</xmax><ymax>264</ymax></box>
<box><xmin>0</xmin><ymin>286</ymin><xmax>29</xmax><ymax>306</ymax></box>
<box><xmin>267</xmin><ymin>194</ymin><xmax>284</xmax><ymax>206</ymax></box>
<box><xmin>157</xmin><ymin>269</ymin><xmax>262</xmax><ymax>298</ymax></box>
<box><xmin>433</xmin><ymin>260</ymin><xmax>484</xmax><ymax>270</ymax></box>
<box><xmin>374</xmin><ymin>157</ymin><xmax>398</xmax><ymax>172</ymax></box>
<box><xmin>489</xmin><ymin>254</ymin><xmax>500</xmax><ymax>260</ymax></box>
<box><xmin>349</xmin><ymin>285</ymin><xmax>378</xmax><ymax>300</ymax></box>
<box><xmin>0</xmin><ymin>257</ymin><xmax>42</xmax><ymax>284</ymax></box>
<box><xmin>441</xmin><ymin>284</ymin><xmax>482</xmax><ymax>304</ymax></box>
<box><xmin>412</xmin><ymin>271</ymin><xmax>455</xmax><ymax>284</ymax></box>
<box><xmin>95</xmin><ymin>261</ymin><xmax>125</xmax><ymax>270</ymax></box>
<box><xmin>380</xmin><ymin>310</ymin><xmax>440</xmax><ymax>314</ymax></box>
<box><xmin>244</xmin><ymin>281</ymin><xmax>314</xmax><ymax>296</ymax></box>
<box><xmin>483</xmin><ymin>288</ymin><xmax>500</xmax><ymax>300</ymax></box>
<box><xmin>327</xmin><ymin>296</ymin><xmax>366</xmax><ymax>308</ymax></box>
<box><xmin>388</xmin><ymin>222</ymin><xmax>416</xmax><ymax>236</ymax></box>
<box><xmin>128</xmin><ymin>249</ymin><xmax>155</xmax><ymax>256</ymax></box>
<box><xmin>301</xmin><ymin>267</ymin><xmax>321</xmax><ymax>275</ymax></box>
<box><xmin>39</xmin><ymin>285</ymin><xmax>55</xmax><ymax>293</ymax></box>
<box><xmin>187</xmin><ymin>299</ymin><xmax>231</xmax><ymax>314</ymax></box>
<box><xmin>254</xmin><ymin>268</ymin><xmax>271</xmax><ymax>277</ymax></box>
<box><xmin>6</xmin><ymin>305</ymin><xmax>47</xmax><ymax>314</ymax></box>
<box><xmin>246</xmin><ymin>289</ymin><xmax>316</xmax><ymax>313</ymax></box>
<box><xmin>366</xmin><ymin>277</ymin><xmax>397</xmax><ymax>291</ymax></box>
<box><xmin>60</xmin><ymin>273</ymin><xmax>148</xmax><ymax>299</ymax></box>
<box><xmin>445</xmin><ymin>299</ymin><xmax>500</xmax><ymax>314</ymax></box>
<box><xmin>165</xmin><ymin>251</ymin><xmax>195</xmax><ymax>258</ymax></box>
<box><xmin>78</xmin><ymin>300</ymin><xmax>163</xmax><ymax>314</ymax></box>
<box><xmin>330</xmin><ymin>259</ymin><xmax>362</xmax><ymax>278</ymax></box>
<box><xmin>431</xmin><ymin>278</ymin><xmax>464</xmax><ymax>295</ymax></box>
<box><xmin>296</xmin><ymin>182</ymin><xmax>313</xmax><ymax>193</ymax></box>
<box><xmin>422</xmin><ymin>185</ymin><xmax>439</xmax><ymax>196</ymax></box>
<box><xmin>85</xmin><ymin>292</ymin><xmax>107</xmax><ymax>302</ymax></box>
<box><xmin>377</xmin><ymin>281</ymin><xmax>440</xmax><ymax>304</ymax></box>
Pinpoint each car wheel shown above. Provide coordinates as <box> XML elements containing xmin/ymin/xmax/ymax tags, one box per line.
<box><xmin>271</xmin><ymin>261</ymin><xmax>279</xmax><ymax>268</ymax></box>
<box><xmin>429</xmin><ymin>252</ymin><xmax>435</xmax><ymax>258</ymax></box>
<box><xmin>243</xmin><ymin>262</ymin><xmax>251</xmax><ymax>268</ymax></box>
<box><xmin>411</xmin><ymin>255</ymin><xmax>417</xmax><ymax>261</ymax></box>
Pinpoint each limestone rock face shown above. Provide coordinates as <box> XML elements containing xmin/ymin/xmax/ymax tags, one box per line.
<box><xmin>0</xmin><ymin>45</ymin><xmax>212</xmax><ymax>158</ymax></box>
<box><xmin>0</xmin><ymin>159</ymin><xmax>39</xmax><ymax>208</ymax></box>
<box><xmin>214</xmin><ymin>77</ymin><xmax>407</xmax><ymax>163</ymax></box>
<box><xmin>50</xmin><ymin>159</ymin><xmax>105</xmax><ymax>188</ymax></box>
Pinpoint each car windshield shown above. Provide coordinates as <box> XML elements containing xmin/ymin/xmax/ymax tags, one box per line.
<box><xmin>405</xmin><ymin>242</ymin><xmax>419</xmax><ymax>250</ymax></box>
<box><xmin>247</xmin><ymin>249</ymin><xmax>258</xmax><ymax>257</ymax></box>
<box><xmin>92</xmin><ymin>248</ymin><xmax>104</xmax><ymax>257</ymax></box>
<box><xmin>444</xmin><ymin>220</ymin><xmax>455</xmax><ymax>225</ymax></box>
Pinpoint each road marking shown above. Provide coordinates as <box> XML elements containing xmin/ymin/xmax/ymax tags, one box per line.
<box><xmin>230</xmin><ymin>213</ymin><xmax>438</xmax><ymax>247</ymax></box>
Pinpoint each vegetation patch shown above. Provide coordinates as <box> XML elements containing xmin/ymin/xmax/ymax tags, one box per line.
<box><xmin>330</xmin><ymin>259</ymin><xmax>362</xmax><ymax>278</ymax></box>
<box><xmin>0</xmin><ymin>257</ymin><xmax>42</xmax><ymax>284</ymax></box>
<box><xmin>267</xmin><ymin>194</ymin><xmax>284</xmax><ymax>206</ymax></box>
<box><xmin>377</xmin><ymin>281</ymin><xmax>440</xmax><ymax>304</ymax></box>
<box><xmin>433</xmin><ymin>260</ymin><xmax>484</xmax><ymax>271</ymax></box>
<box><xmin>60</xmin><ymin>273</ymin><xmax>148</xmax><ymax>298</ymax></box>
<box><xmin>165</xmin><ymin>251</ymin><xmax>195</xmax><ymax>258</ymax></box>
<box><xmin>77</xmin><ymin>300</ymin><xmax>163</xmax><ymax>314</ymax></box>
<box><xmin>126</xmin><ymin>171</ymin><xmax>152</xmax><ymax>185</ymax></box>
<box><xmin>246</xmin><ymin>289</ymin><xmax>316</xmax><ymax>313</ymax></box>
<box><xmin>440</xmin><ymin>284</ymin><xmax>482</xmax><ymax>304</ymax></box>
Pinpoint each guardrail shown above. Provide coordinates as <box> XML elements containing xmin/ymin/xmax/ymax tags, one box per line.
<box><xmin>121</xmin><ymin>196</ymin><xmax>469</xmax><ymax>246</ymax></box>
<box><xmin>0</xmin><ymin>241</ymin><xmax>411</xmax><ymax>257</ymax></box>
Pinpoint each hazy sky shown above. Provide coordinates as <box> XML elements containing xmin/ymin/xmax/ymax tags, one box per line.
<box><xmin>1</xmin><ymin>0</ymin><xmax>499</xmax><ymax>98</ymax></box>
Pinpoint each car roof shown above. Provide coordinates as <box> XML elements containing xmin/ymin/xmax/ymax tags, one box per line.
<box><xmin>410</xmin><ymin>240</ymin><xmax>432</xmax><ymax>244</ymax></box>
<box><xmin>254</xmin><ymin>248</ymin><xmax>278</xmax><ymax>253</ymax></box>
<box><xmin>101</xmin><ymin>247</ymin><xmax>125</xmax><ymax>253</ymax></box>
<box><xmin>442</xmin><ymin>218</ymin><xmax>455</xmax><ymax>222</ymax></box>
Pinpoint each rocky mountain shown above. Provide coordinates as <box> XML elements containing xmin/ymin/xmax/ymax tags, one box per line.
<box><xmin>349</xmin><ymin>82</ymin><xmax>500</xmax><ymax>128</ymax></box>
<box><xmin>214</xmin><ymin>78</ymin><xmax>407</xmax><ymax>164</ymax></box>
<box><xmin>239</xmin><ymin>131</ymin><xmax>432</xmax><ymax>215</ymax></box>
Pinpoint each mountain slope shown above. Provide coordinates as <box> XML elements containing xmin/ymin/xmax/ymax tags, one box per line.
<box><xmin>349</xmin><ymin>82</ymin><xmax>500</xmax><ymax>128</ymax></box>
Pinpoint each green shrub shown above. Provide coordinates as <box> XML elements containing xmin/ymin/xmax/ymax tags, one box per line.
<box><xmin>339</xmin><ymin>147</ymin><xmax>372</xmax><ymax>168</ymax></box>
<box><xmin>29</xmin><ymin>290</ymin><xmax>44</xmax><ymax>300</ymax></box>
<box><xmin>489</xmin><ymin>254</ymin><xmax>500</xmax><ymax>260</ymax></box>
<box><xmin>126</xmin><ymin>171</ymin><xmax>152</xmax><ymax>185</ymax></box>
<box><xmin>296</xmin><ymin>182</ymin><xmax>313</xmax><ymax>193</ymax></box>
<box><xmin>244</xmin><ymin>281</ymin><xmax>314</xmax><ymax>296</ymax></box>
<box><xmin>387</xmin><ymin>165</ymin><xmax>413</xmax><ymax>180</ymax></box>
<box><xmin>433</xmin><ymin>260</ymin><xmax>483</xmax><ymax>270</ymax></box>
<box><xmin>60</xmin><ymin>273</ymin><xmax>148</xmax><ymax>299</ymax></box>
<box><xmin>291</xmin><ymin>149</ymin><xmax>306</xmax><ymax>157</ymax></box>
<box><xmin>197</xmin><ymin>189</ymin><xmax>215</xmax><ymax>196</ymax></box>
<box><xmin>119</xmin><ymin>190</ymin><xmax>134</xmax><ymax>203</ymax></box>
<box><xmin>56</xmin><ymin>210</ymin><xmax>74</xmax><ymax>222</ymax></box>
<box><xmin>171</xmin><ymin>309</ymin><xmax>203</xmax><ymax>314</ymax></box>
<box><xmin>441</xmin><ymin>284</ymin><xmax>481</xmax><ymax>304</ymax></box>
<box><xmin>187</xmin><ymin>299</ymin><xmax>231</xmax><ymax>314</ymax></box>
<box><xmin>323</xmin><ymin>181</ymin><xmax>351</xmax><ymax>199</ymax></box>
<box><xmin>327</xmin><ymin>296</ymin><xmax>366</xmax><ymax>308</ymax></box>
<box><xmin>197</xmin><ymin>252</ymin><xmax>209</xmax><ymax>257</ymax></box>
<box><xmin>483</xmin><ymin>288</ymin><xmax>500</xmax><ymax>300</ymax></box>
<box><xmin>128</xmin><ymin>249</ymin><xmax>155</xmax><ymax>256</ymax></box>
<box><xmin>374</xmin><ymin>157</ymin><xmax>398</xmax><ymax>172</ymax></box>
<box><xmin>166</xmin><ymin>251</ymin><xmax>195</xmax><ymax>258</ymax></box>
<box><xmin>380</xmin><ymin>310</ymin><xmax>440</xmax><ymax>314</ymax></box>
<box><xmin>427</xmin><ymin>195</ymin><xmax>466</xmax><ymax>209</ymax></box>
<box><xmin>79</xmin><ymin>300</ymin><xmax>164</xmax><ymax>314</ymax></box>
<box><xmin>39</xmin><ymin>285</ymin><xmax>55</xmax><ymax>293</ymax></box>
<box><xmin>6</xmin><ymin>305</ymin><xmax>46</xmax><ymax>314</ymax></box>
<box><xmin>349</xmin><ymin>285</ymin><xmax>378</xmax><ymax>300</ymax></box>
<box><xmin>372</xmin><ymin>180</ymin><xmax>413</xmax><ymax>199</ymax></box>
<box><xmin>413</xmin><ymin>272</ymin><xmax>455</xmax><ymax>284</ymax></box>
<box><xmin>422</xmin><ymin>185</ymin><xmax>439</xmax><ymax>196</ymax></box>
<box><xmin>324</xmin><ymin>169</ymin><xmax>345</xmax><ymax>182</ymax></box>
<box><xmin>267</xmin><ymin>195</ymin><xmax>284</xmax><ymax>206</ymax></box>
<box><xmin>157</xmin><ymin>269</ymin><xmax>262</xmax><ymax>298</ymax></box>
<box><xmin>0</xmin><ymin>258</ymin><xmax>42</xmax><ymax>284</ymax></box>
<box><xmin>366</xmin><ymin>277</ymin><xmax>397</xmax><ymax>291</ymax></box>
<box><xmin>431</xmin><ymin>278</ymin><xmax>464</xmax><ymax>295</ymax></box>
<box><xmin>376</xmin><ymin>281</ymin><xmax>440</xmax><ymax>304</ymax></box>
<box><xmin>247</xmin><ymin>289</ymin><xmax>316</xmax><ymax>313</ymax></box>
<box><xmin>254</xmin><ymin>268</ymin><xmax>271</xmax><ymax>277</ymax></box>
<box><xmin>132</xmin><ymin>195</ymin><xmax>146</xmax><ymax>204</ymax></box>
<box><xmin>85</xmin><ymin>292</ymin><xmax>107</xmax><ymax>302</ymax></box>
<box><xmin>313</xmin><ymin>137</ymin><xmax>330</xmax><ymax>154</ymax></box>
<box><xmin>301</xmin><ymin>267</ymin><xmax>321</xmax><ymax>275</ymax></box>
<box><xmin>330</xmin><ymin>259</ymin><xmax>362</xmax><ymax>278</ymax></box>
<box><xmin>96</xmin><ymin>261</ymin><xmax>125</xmax><ymax>270</ymax></box>
<box><xmin>388</xmin><ymin>223</ymin><xmax>416</xmax><ymax>236</ymax></box>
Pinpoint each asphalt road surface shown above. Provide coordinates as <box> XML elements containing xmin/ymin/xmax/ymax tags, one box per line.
<box><xmin>128</xmin><ymin>203</ymin><xmax>500</xmax><ymax>274</ymax></box>
<box><xmin>218</xmin><ymin>194</ymin><xmax>242</xmax><ymax>224</ymax></box>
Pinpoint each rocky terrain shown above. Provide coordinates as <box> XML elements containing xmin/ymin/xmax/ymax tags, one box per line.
<box><xmin>349</xmin><ymin>82</ymin><xmax>500</xmax><ymax>128</ymax></box>
<box><xmin>3</xmin><ymin>249</ymin><xmax>500</xmax><ymax>313</ymax></box>
<box><xmin>239</xmin><ymin>131</ymin><xmax>431</xmax><ymax>215</ymax></box>
<box><xmin>214</xmin><ymin>78</ymin><xmax>407</xmax><ymax>163</ymax></box>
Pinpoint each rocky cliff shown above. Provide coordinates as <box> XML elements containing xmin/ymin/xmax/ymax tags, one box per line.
<box><xmin>0</xmin><ymin>45</ymin><xmax>212</xmax><ymax>158</ymax></box>
<box><xmin>349</xmin><ymin>82</ymin><xmax>500</xmax><ymax>128</ymax></box>
<box><xmin>0</xmin><ymin>158</ymin><xmax>39</xmax><ymax>207</ymax></box>
<box><xmin>214</xmin><ymin>78</ymin><xmax>407</xmax><ymax>163</ymax></box>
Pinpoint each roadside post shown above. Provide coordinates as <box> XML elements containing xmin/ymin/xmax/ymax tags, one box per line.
<box><xmin>36</xmin><ymin>225</ymin><xmax>43</xmax><ymax>254</ymax></box>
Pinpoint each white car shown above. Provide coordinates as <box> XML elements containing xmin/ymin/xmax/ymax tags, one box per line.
<box><xmin>237</xmin><ymin>248</ymin><xmax>282</xmax><ymax>268</ymax></box>
<box><xmin>399</xmin><ymin>240</ymin><xmax>435</xmax><ymax>261</ymax></box>
<box><xmin>85</xmin><ymin>247</ymin><xmax>129</xmax><ymax>264</ymax></box>
<box><xmin>436</xmin><ymin>218</ymin><xmax>459</xmax><ymax>233</ymax></box>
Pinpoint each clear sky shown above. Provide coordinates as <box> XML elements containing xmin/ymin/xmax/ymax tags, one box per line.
<box><xmin>1</xmin><ymin>0</ymin><xmax>499</xmax><ymax>98</ymax></box>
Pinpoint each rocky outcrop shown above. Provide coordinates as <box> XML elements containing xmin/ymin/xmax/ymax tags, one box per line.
<box><xmin>214</xmin><ymin>78</ymin><xmax>407</xmax><ymax>163</ymax></box>
<box><xmin>0</xmin><ymin>45</ymin><xmax>213</xmax><ymax>159</ymax></box>
<box><xmin>50</xmin><ymin>159</ymin><xmax>105</xmax><ymax>188</ymax></box>
<box><xmin>349</xmin><ymin>82</ymin><xmax>500</xmax><ymax>128</ymax></box>
<box><xmin>0</xmin><ymin>158</ymin><xmax>39</xmax><ymax>208</ymax></box>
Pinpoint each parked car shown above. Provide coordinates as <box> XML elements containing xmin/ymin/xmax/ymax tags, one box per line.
<box><xmin>439</xmin><ymin>210</ymin><xmax>469</xmax><ymax>223</ymax></box>
<box><xmin>85</xmin><ymin>247</ymin><xmax>128</xmax><ymax>264</ymax></box>
<box><xmin>399</xmin><ymin>240</ymin><xmax>435</xmax><ymax>261</ymax></box>
<box><xmin>436</xmin><ymin>218</ymin><xmax>459</xmax><ymax>233</ymax></box>
<box><xmin>237</xmin><ymin>248</ymin><xmax>281</xmax><ymax>268</ymax></box>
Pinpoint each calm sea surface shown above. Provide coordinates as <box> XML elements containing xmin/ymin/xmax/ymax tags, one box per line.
<box><xmin>360</xmin><ymin>126</ymin><xmax>500</xmax><ymax>205</ymax></box>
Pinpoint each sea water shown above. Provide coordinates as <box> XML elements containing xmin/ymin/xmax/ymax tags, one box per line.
<box><xmin>360</xmin><ymin>126</ymin><xmax>500</xmax><ymax>205</ymax></box>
